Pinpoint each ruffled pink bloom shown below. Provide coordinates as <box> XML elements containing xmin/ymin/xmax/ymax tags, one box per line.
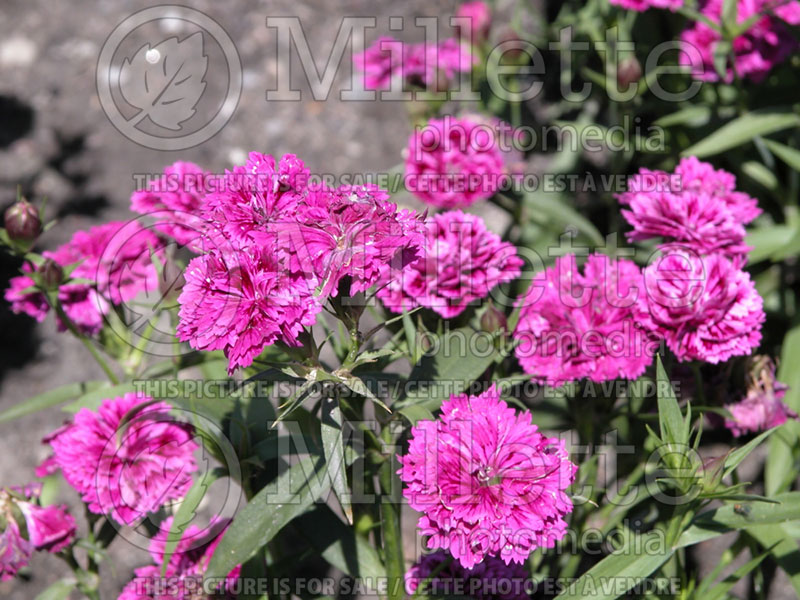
<box><xmin>609</xmin><ymin>0</ymin><xmax>682</xmax><ymax>11</ymax></box>
<box><xmin>17</xmin><ymin>501</ymin><xmax>76</xmax><ymax>553</ymax></box>
<box><xmin>377</xmin><ymin>210</ymin><xmax>521</xmax><ymax>318</ymax></box>
<box><xmin>405</xmin><ymin>116</ymin><xmax>509</xmax><ymax>208</ymax></box>
<box><xmin>44</xmin><ymin>393</ymin><xmax>198</xmax><ymax>525</ymax></box>
<box><xmin>455</xmin><ymin>2</ymin><xmax>492</xmax><ymax>43</ymax></box>
<box><xmin>118</xmin><ymin>517</ymin><xmax>240</xmax><ymax>600</ymax></box>
<box><xmin>617</xmin><ymin>157</ymin><xmax>760</xmax><ymax>260</ymax></box>
<box><xmin>177</xmin><ymin>245</ymin><xmax>322</xmax><ymax>373</ymax></box>
<box><xmin>4</xmin><ymin>221</ymin><xmax>163</xmax><ymax>335</ymax></box>
<box><xmin>398</xmin><ymin>386</ymin><xmax>576</xmax><ymax>569</ymax></box>
<box><xmin>680</xmin><ymin>0</ymin><xmax>800</xmax><ymax>82</ymax></box>
<box><xmin>0</xmin><ymin>519</ymin><xmax>32</xmax><ymax>581</ymax></box>
<box><xmin>130</xmin><ymin>161</ymin><xmax>210</xmax><ymax>248</ymax></box>
<box><xmin>405</xmin><ymin>550</ymin><xmax>529</xmax><ymax>600</ymax></box>
<box><xmin>514</xmin><ymin>254</ymin><xmax>658</xmax><ymax>386</ymax></box>
<box><xmin>643</xmin><ymin>248</ymin><xmax>764</xmax><ymax>363</ymax></box>
<box><xmin>353</xmin><ymin>37</ymin><xmax>474</xmax><ymax>91</ymax></box>
<box><xmin>289</xmin><ymin>184</ymin><xmax>424</xmax><ymax>297</ymax></box>
<box><xmin>724</xmin><ymin>357</ymin><xmax>796</xmax><ymax>436</ymax></box>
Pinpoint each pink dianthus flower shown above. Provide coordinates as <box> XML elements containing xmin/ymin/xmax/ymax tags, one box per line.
<box><xmin>405</xmin><ymin>550</ymin><xmax>529</xmax><ymax>600</ymax></box>
<box><xmin>724</xmin><ymin>356</ymin><xmax>796</xmax><ymax>435</ymax></box>
<box><xmin>405</xmin><ymin>116</ymin><xmax>509</xmax><ymax>208</ymax></box>
<box><xmin>680</xmin><ymin>0</ymin><xmax>800</xmax><ymax>82</ymax></box>
<box><xmin>609</xmin><ymin>0</ymin><xmax>682</xmax><ymax>11</ymax></box>
<box><xmin>643</xmin><ymin>248</ymin><xmax>764</xmax><ymax>363</ymax></box>
<box><xmin>514</xmin><ymin>254</ymin><xmax>658</xmax><ymax>386</ymax></box>
<box><xmin>398</xmin><ymin>386</ymin><xmax>576</xmax><ymax>569</ymax></box>
<box><xmin>455</xmin><ymin>2</ymin><xmax>492</xmax><ymax>43</ymax></box>
<box><xmin>377</xmin><ymin>210</ymin><xmax>521</xmax><ymax>318</ymax></box>
<box><xmin>43</xmin><ymin>392</ymin><xmax>198</xmax><ymax>525</ymax></box>
<box><xmin>0</xmin><ymin>518</ymin><xmax>32</xmax><ymax>581</ymax></box>
<box><xmin>130</xmin><ymin>161</ymin><xmax>210</xmax><ymax>248</ymax></box>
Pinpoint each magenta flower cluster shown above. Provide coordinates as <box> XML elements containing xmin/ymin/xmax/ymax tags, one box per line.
<box><xmin>378</xmin><ymin>210</ymin><xmax>522</xmax><ymax>318</ymax></box>
<box><xmin>399</xmin><ymin>386</ymin><xmax>577</xmax><ymax>568</ymax></box>
<box><xmin>41</xmin><ymin>392</ymin><xmax>198</xmax><ymax>525</ymax></box>
<box><xmin>405</xmin><ymin>549</ymin><xmax>529</xmax><ymax>600</ymax></box>
<box><xmin>680</xmin><ymin>0</ymin><xmax>800</xmax><ymax>82</ymax></box>
<box><xmin>175</xmin><ymin>152</ymin><xmax>423</xmax><ymax>373</ymax></box>
<box><xmin>0</xmin><ymin>483</ymin><xmax>76</xmax><ymax>580</ymax></box>
<box><xmin>608</xmin><ymin>0</ymin><xmax>682</xmax><ymax>11</ymax></box>
<box><xmin>118</xmin><ymin>516</ymin><xmax>240</xmax><ymax>600</ymax></box>
<box><xmin>404</xmin><ymin>115</ymin><xmax>513</xmax><ymax>208</ymax></box>
<box><xmin>5</xmin><ymin>221</ymin><xmax>163</xmax><ymax>335</ymax></box>
<box><xmin>353</xmin><ymin>36</ymin><xmax>474</xmax><ymax>91</ymax></box>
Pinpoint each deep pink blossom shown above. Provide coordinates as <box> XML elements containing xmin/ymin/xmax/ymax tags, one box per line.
<box><xmin>0</xmin><ymin>518</ymin><xmax>32</xmax><ymax>581</ymax></box>
<box><xmin>680</xmin><ymin>0</ymin><xmax>800</xmax><ymax>82</ymax></box>
<box><xmin>289</xmin><ymin>184</ymin><xmax>424</xmax><ymax>297</ymax></box>
<box><xmin>130</xmin><ymin>161</ymin><xmax>210</xmax><ymax>247</ymax></box>
<box><xmin>617</xmin><ymin>157</ymin><xmax>760</xmax><ymax>260</ymax></box>
<box><xmin>455</xmin><ymin>2</ymin><xmax>492</xmax><ymax>42</ymax></box>
<box><xmin>44</xmin><ymin>393</ymin><xmax>198</xmax><ymax>525</ymax></box>
<box><xmin>609</xmin><ymin>0</ymin><xmax>682</xmax><ymax>11</ymax></box>
<box><xmin>177</xmin><ymin>245</ymin><xmax>322</xmax><ymax>373</ymax></box>
<box><xmin>118</xmin><ymin>516</ymin><xmax>240</xmax><ymax>600</ymax></box>
<box><xmin>643</xmin><ymin>248</ymin><xmax>764</xmax><ymax>363</ymax></box>
<box><xmin>405</xmin><ymin>550</ymin><xmax>529</xmax><ymax>600</ymax></box>
<box><xmin>405</xmin><ymin>116</ymin><xmax>509</xmax><ymax>208</ymax></box>
<box><xmin>18</xmin><ymin>501</ymin><xmax>76</xmax><ymax>553</ymax></box>
<box><xmin>354</xmin><ymin>37</ymin><xmax>474</xmax><ymax>91</ymax></box>
<box><xmin>514</xmin><ymin>254</ymin><xmax>658</xmax><ymax>386</ymax></box>
<box><xmin>398</xmin><ymin>386</ymin><xmax>576</xmax><ymax>569</ymax></box>
<box><xmin>724</xmin><ymin>357</ymin><xmax>796</xmax><ymax>436</ymax></box>
<box><xmin>4</xmin><ymin>221</ymin><xmax>163</xmax><ymax>335</ymax></box>
<box><xmin>377</xmin><ymin>210</ymin><xmax>521</xmax><ymax>318</ymax></box>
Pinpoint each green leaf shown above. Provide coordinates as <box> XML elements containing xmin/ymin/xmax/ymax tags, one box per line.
<box><xmin>161</xmin><ymin>468</ymin><xmax>223</xmax><ymax>576</ymax></box>
<box><xmin>742</xmin><ymin>160</ymin><xmax>780</xmax><ymax>192</ymax></box>
<box><xmin>653</xmin><ymin>106</ymin><xmax>711</xmax><ymax>128</ymax></box>
<box><xmin>34</xmin><ymin>579</ymin><xmax>76</xmax><ymax>600</ymax></box>
<box><xmin>295</xmin><ymin>506</ymin><xmax>385</xmax><ymax>580</ymax></box>
<box><xmin>62</xmin><ymin>381</ymin><xmax>141</xmax><ymax>413</ymax></box>
<box><xmin>746</xmin><ymin>224</ymin><xmax>797</xmax><ymax>263</ymax></box>
<box><xmin>746</xmin><ymin>524</ymin><xmax>800</xmax><ymax>596</ymax></box>
<box><xmin>723</xmin><ymin>427</ymin><xmax>777</xmax><ymax>478</ymax></box>
<box><xmin>320</xmin><ymin>395</ymin><xmax>352</xmax><ymax>524</ymax></box>
<box><xmin>340</xmin><ymin>375</ymin><xmax>392</xmax><ymax>414</ymax></box>
<box><xmin>676</xmin><ymin>492</ymin><xmax>800</xmax><ymax>548</ymax></box>
<box><xmin>764</xmin><ymin>139</ymin><xmax>800</xmax><ymax>172</ymax></box>
<box><xmin>656</xmin><ymin>356</ymin><xmax>687</xmax><ymax>445</ymax></box>
<box><xmin>525</xmin><ymin>189</ymin><xmax>604</xmax><ymax>246</ymax></box>
<box><xmin>398</xmin><ymin>404</ymin><xmax>435</xmax><ymax>426</ymax></box>
<box><xmin>399</xmin><ymin>327</ymin><xmax>498</xmax><ymax>411</ymax></box>
<box><xmin>681</xmin><ymin>109</ymin><xmax>800</xmax><ymax>158</ymax></box>
<box><xmin>205</xmin><ymin>455</ymin><xmax>332</xmax><ymax>580</ymax></box>
<box><xmin>0</xmin><ymin>380</ymin><xmax>104</xmax><ymax>423</ymax></box>
<box><xmin>555</xmin><ymin>532</ymin><xmax>674</xmax><ymax>600</ymax></box>
<box><xmin>703</xmin><ymin>545</ymin><xmax>774</xmax><ymax>600</ymax></box>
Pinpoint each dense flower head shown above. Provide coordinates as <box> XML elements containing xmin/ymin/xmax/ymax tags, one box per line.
<box><xmin>377</xmin><ymin>210</ymin><xmax>522</xmax><ymax>318</ymax></box>
<box><xmin>0</xmin><ymin>518</ymin><xmax>31</xmax><ymax>581</ymax></box>
<box><xmin>680</xmin><ymin>0</ymin><xmax>800</xmax><ymax>82</ymax></box>
<box><xmin>43</xmin><ymin>392</ymin><xmax>198</xmax><ymax>525</ymax></box>
<box><xmin>514</xmin><ymin>254</ymin><xmax>658</xmax><ymax>386</ymax></box>
<box><xmin>289</xmin><ymin>184</ymin><xmax>425</xmax><ymax>297</ymax></box>
<box><xmin>724</xmin><ymin>356</ymin><xmax>796</xmax><ymax>436</ymax></box>
<box><xmin>405</xmin><ymin>115</ymin><xmax>510</xmax><ymax>208</ymax></box>
<box><xmin>353</xmin><ymin>36</ymin><xmax>474</xmax><ymax>91</ymax></box>
<box><xmin>617</xmin><ymin>157</ymin><xmax>760</xmax><ymax>260</ymax></box>
<box><xmin>398</xmin><ymin>386</ymin><xmax>577</xmax><ymax>569</ymax></box>
<box><xmin>118</xmin><ymin>516</ymin><xmax>240</xmax><ymax>600</ymax></box>
<box><xmin>405</xmin><ymin>550</ymin><xmax>529</xmax><ymax>600</ymax></box>
<box><xmin>177</xmin><ymin>244</ymin><xmax>322</xmax><ymax>373</ymax></box>
<box><xmin>643</xmin><ymin>248</ymin><xmax>765</xmax><ymax>363</ymax></box>
<box><xmin>4</xmin><ymin>220</ymin><xmax>163</xmax><ymax>335</ymax></box>
<box><xmin>455</xmin><ymin>2</ymin><xmax>492</xmax><ymax>42</ymax></box>
<box><xmin>608</xmin><ymin>0</ymin><xmax>683</xmax><ymax>11</ymax></box>
<box><xmin>130</xmin><ymin>161</ymin><xmax>211</xmax><ymax>248</ymax></box>
<box><xmin>17</xmin><ymin>501</ymin><xmax>76</xmax><ymax>554</ymax></box>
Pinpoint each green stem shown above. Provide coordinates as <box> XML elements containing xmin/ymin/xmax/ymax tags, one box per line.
<box><xmin>53</xmin><ymin>303</ymin><xmax>119</xmax><ymax>384</ymax></box>
<box><xmin>379</xmin><ymin>426</ymin><xmax>405</xmax><ymax>600</ymax></box>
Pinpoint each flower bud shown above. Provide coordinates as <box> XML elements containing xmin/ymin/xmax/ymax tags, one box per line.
<box><xmin>700</xmin><ymin>454</ymin><xmax>728</xmax><ymax>492</ymax></box>
<box><xmin>39</xmin><ymin>259</ymin><xmax>63</xmax><ymax>289</ymax></box>
<box><xmin>480</xmin><ymin>302</ymin><xmax>507</xmax><ymax>334</ymax></box>
<box><xmin>617</xmin><ymin>56</ymin><xmax>643</xmax><ymax>90</ymax></box>
<box><xmin>4</xmin><ymin>200</ymin><xmax>41</xmax><ymax>244</ymax></box>
<box><xmin>158</xmin><ymin>258</ymin><xmax>186</xmax><ymax>302</ymax></box>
